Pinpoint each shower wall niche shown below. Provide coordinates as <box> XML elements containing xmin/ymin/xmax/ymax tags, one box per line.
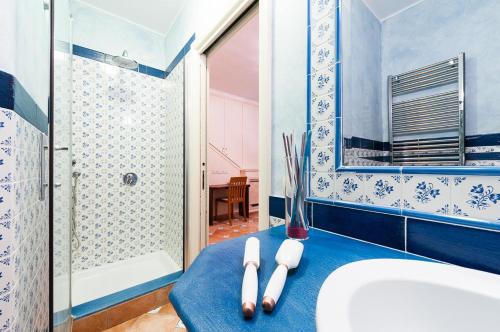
<box><xmin>71</xmin><ymin>55</ymin><xmax>184</xmax><ymax>272</ymax></box>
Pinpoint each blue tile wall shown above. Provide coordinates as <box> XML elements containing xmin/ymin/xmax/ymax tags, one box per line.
<box><xmin>269</xmin><ymin>194</ymin><xmax>500</xmax><ymax>275</ymax></box>
<box><xmin>0</xmin><ymin>70</ymin><xmax>48</xmax><ymax>134</ymax></box>
<box><xmin>269</xmin><ymin>196</ymin><xmax>286</xmax><ymax>219</ymax></box>
<box><xmin>312</xmin><ymin>203</ymin><xmax>405</xmax><ymax>250</ymax></box>
<box><xmin>0</xmin><ymin>71</ymin><xmax>15</xmax><ymax>110</ymax></box>
<box><xmin>407</xmin><ymin>218</ymin><xmax>500</xmax><ymax>275</ymax></box>
<box><xmin>72</xmin><ymin>44</ymin><xmax>166</xmax><ymax>79</ymax></box>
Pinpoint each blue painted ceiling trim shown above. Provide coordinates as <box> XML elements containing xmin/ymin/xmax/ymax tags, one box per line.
<box><xmin>165</xmin><ymin>34</ymin><xmax>196</xmax><ymax>78</ymax></box>
<box><xmin>72</xmin><ymin>271</ymin><xmax>182</xmax><ymax>319</ymax></box>
<box><xmin>72</xmin><ymin>44</ymin><xmax>166</xmax><ymax>79</ymax></box>
<box><xmin>0</xmin><ymin>70</ymin><xmax>48</xmax><ymax>134</ymax></box>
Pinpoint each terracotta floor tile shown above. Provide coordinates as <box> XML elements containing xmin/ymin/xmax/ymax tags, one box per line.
<box><xmin>208</xmin><ymin>211</ymin><xmax>259</xmax><ymax>245</ymax></box>
<box><xmin>104</xmin><ymin>304</ymin><xmax>186</xmax><ymax>332</ymax></box>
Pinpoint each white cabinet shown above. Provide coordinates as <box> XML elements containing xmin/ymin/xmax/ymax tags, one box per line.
<box><xmin>242</xmin><ymin>103</ymin><xmax>258</xmax><ymax>169</ymax></box>
<box><xmin>208</xmin><ymin>91</ymin><xmax>258</xmax><ymax>170</ymax></box>
<box><xmin>224</xmin><ymin>98</ymin><xmax>243</xmax><ymax>166</ymax></box>
<box><xmin>208</xmin><ymin>94</ymin><xmax>225</xmax><ymax>151</ymax></box>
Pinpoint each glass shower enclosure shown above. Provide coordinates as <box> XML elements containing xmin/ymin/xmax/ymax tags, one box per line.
<box><xmin>52</xmin><ymin>1</ymin><xmax>186</xmax><ymax>327</ymax></box>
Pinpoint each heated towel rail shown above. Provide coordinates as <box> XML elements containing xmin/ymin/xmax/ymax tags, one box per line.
<box><xmin>388</xmin><ymin>53</ymin><xmax>465</xmax><ymax>166</ymax></box>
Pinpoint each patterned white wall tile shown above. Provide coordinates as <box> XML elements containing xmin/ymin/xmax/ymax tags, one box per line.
<box><xmin>0</xmin><ymin>104</ymin><xmax>49</xmax><ymax>331</ymax></box>
<box><xmin>402</xmin><ymin>175</ymin><xmax>451</xmax><ymax>215</ymax></box>
<box><xmin>450</xmin><ymin>176</ymin><xmax>500</xmax><ymax>221</ymax></box>
<box><xmin>310</xmin><ymin>0</ymin><xmax>336</xmax><ymax>25</ymax></box>
<box><xmin>71</xmin><ymin>55</ymin><xmax>184</xmax><ymax>272</ymax></box>
<box><xmin>311</xmin><ymin>41</ymin><xmax>336</xmax><ymax>71</ymax></box>
<box><xmin>311</xmin><ymin>93</ymin><xmax>334</xmax><ymax>123</ymax></box>
<box><xmin>311</xmin><ymin>65</ymin><xmax>335</xmax><ymax>98</ymax></box>
<box><xmin>310</xmin><ymin>172</ymin><xmax>335</xmax><ymax>199</ymax></box>
<box><xmin>311</xmin><ymin>120</ymin><xmax>334</xmax><ymax>147</ymax></box>
<box><xmin>311</xmin><ymin>13</ymin><xmax>335</xmax><ymax>47</ymax></box>
<box><xmin>334</xmin><ymin>172</ymin><xmax>364</xmax><ymax>203</ymax></box>
<box><xmin>311</xmin><ymin>146</ymin><xmax>334</xmax><ymax>173</ymax></box>
<box><xmin>363</xmin><ymin>174</ymin><xmax>402</xmax><ymax>208</ymax></box>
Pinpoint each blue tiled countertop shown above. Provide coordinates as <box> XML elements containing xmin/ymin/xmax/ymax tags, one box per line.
<box><xmin>170</xmin><ymin>226</ymin><xmax>426</xmax><ymax>332</ymax></box>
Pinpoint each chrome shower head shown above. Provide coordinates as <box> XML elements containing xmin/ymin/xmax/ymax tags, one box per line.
<box><xmin>110</xmin><ymin>50</ymin><xmax>138</xmax><ymax>70</ymax></box>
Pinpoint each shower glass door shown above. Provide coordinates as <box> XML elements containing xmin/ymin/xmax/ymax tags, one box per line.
<box><xmin>53</xmin><ymin>1</ymin><xmax>186</xmax><ymax>320</ymax></box>
<box><xmin>52</xmin><ymin>0</ymin><xmax>73</xmax><ymax>330</ymax></box>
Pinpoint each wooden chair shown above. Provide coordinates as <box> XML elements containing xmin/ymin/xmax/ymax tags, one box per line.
<box><xmin>215</xmin><ymin>176</ymin><xmax>248</xmax><ymax>226</ymax></box>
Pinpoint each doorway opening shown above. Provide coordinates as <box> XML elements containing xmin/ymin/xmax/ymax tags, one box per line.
<box><xmin>206</xmin><ymin>8</ymin><xmax>259</xmax><ymax>245</ymax></box>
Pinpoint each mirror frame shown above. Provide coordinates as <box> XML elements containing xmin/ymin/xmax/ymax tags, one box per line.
<box><xmin>306</xmin><ymin>0</ymin><xmax>500</xmax><ymax>232</ymax></box>
<box><xmin>332</xmin><ymin>3</ymin><xmax>500</xmax><ymax>177</ymax></box>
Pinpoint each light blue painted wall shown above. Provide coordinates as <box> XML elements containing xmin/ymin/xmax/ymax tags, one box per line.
<box><xmin>71</xmin><ymin>1</ymin><xmax>166</xmax><ymax>69</ymax></box>
<box><xmin>0</xmin><ymin>0</ymin><xmax>16</xmax><ymax>74</ymax></box>
<box><xmin>0</xmin><ymin>0</ymin><xmax>50</xmax><ymax>114</ymax></box>
<box><xmin>342</xmin><ymin>0</ymin><xmax>383</xmax><ymax>141</ymax></box>
<box><xmin>381</xmin><ymin>0</ymin><xmax>500</xmax><ymax>136</ymax></box>
<box><xmin>271</xmin><ymin>0</ymin><xmax>307</xmax><ymax>196</ymax></box>
<box><xmin>15</xmin><ymin>0</ymin><xmax>51</xmax><ymax>114</ymax></box>
<box><xmin>163</xmin><ymin>0</ymin><xmax>243</xmax><ymax>68</ymax></box>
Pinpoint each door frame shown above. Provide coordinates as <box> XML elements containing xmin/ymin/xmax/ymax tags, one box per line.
<box><xmin>184</xmin><ymin>0</ymin><xmax>272</xmax><ymax>266</ymax></box>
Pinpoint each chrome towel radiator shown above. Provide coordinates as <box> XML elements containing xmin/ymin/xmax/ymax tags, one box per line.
<box><xmin>388</xmin><ymin>53</ymin><xmax>465</xmax><ymax>166</ymax></box>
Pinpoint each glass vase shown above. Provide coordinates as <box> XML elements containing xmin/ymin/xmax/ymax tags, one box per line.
<box><xmin>284</xmin><ymin>165</ymin><xmax>309</xmax><ymax>240</ymax></box>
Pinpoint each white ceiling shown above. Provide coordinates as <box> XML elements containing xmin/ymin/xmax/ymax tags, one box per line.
<box><xmin>362</xmin><ymin>0</ymin><xmax>423</xmax><ymax>21</ymax></box>
<box><xmin>79</xmin><ymin>0</ymin><xmax>185</xmax><ymax>35</ymax></box>
<box><xmin>208</xmin><ymin>13</ymin><xmax>259</xmax><ymax>102</ymax></box>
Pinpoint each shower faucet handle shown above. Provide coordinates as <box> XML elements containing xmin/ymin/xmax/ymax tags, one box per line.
<box><xmin>123</xmin><ymin>173</ymin><xmax>138</xmax><ymax>186</ymax></box>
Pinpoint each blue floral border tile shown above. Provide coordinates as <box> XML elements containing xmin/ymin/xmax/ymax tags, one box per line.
<box><xmin>310</xmin><ymin>0</ymin><xmax>336</xmax><ymax>26</ymax></box>
<box><xmin>311</xmin><ymin>146</ymin><xmax>335</xmax><ymax>173</ymax></box>
<box><xmin>451</xmin><ymin>176</ymin><xmax>500</xmax><ymax>222</ymax></box>
<box><xmin>402</xmin><ymin>175</ymin><xmax>451</xmax><ymax>215</ymax></box>
<box><xmin>311</xmin><ymin>119</ymin><xmax>334</xmax><ymax>147</ymax></box>
<box><xmin>363</xmin><ymin>174</ymin><xmax>402</xmax><ymax>209</ymax></box>
<box><xmin>311</xmin><ymin>66</ymin><xmax>335</xmax><ymax>98</ymax></box>
<box><xmin>311</xmin><ymin>172</ymin><xmax>335</xmax><ymax>199</ymax></box>
<box><xmin>334</xmin><ymin>172</ymin><xmax>364</xmax><ymax>203</ymax></box>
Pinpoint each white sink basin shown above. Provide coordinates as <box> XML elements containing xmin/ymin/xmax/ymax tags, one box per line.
<box><xmin>316</xmin><ymin>259</ymin><xmax>500</xmax><ymax>332</ymax></box>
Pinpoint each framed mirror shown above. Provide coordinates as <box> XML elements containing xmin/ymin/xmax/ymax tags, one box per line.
<box><xmin>339</xmin><ymin>0</ymin><xmax>500</xmax><ymax>170</ymax></box>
